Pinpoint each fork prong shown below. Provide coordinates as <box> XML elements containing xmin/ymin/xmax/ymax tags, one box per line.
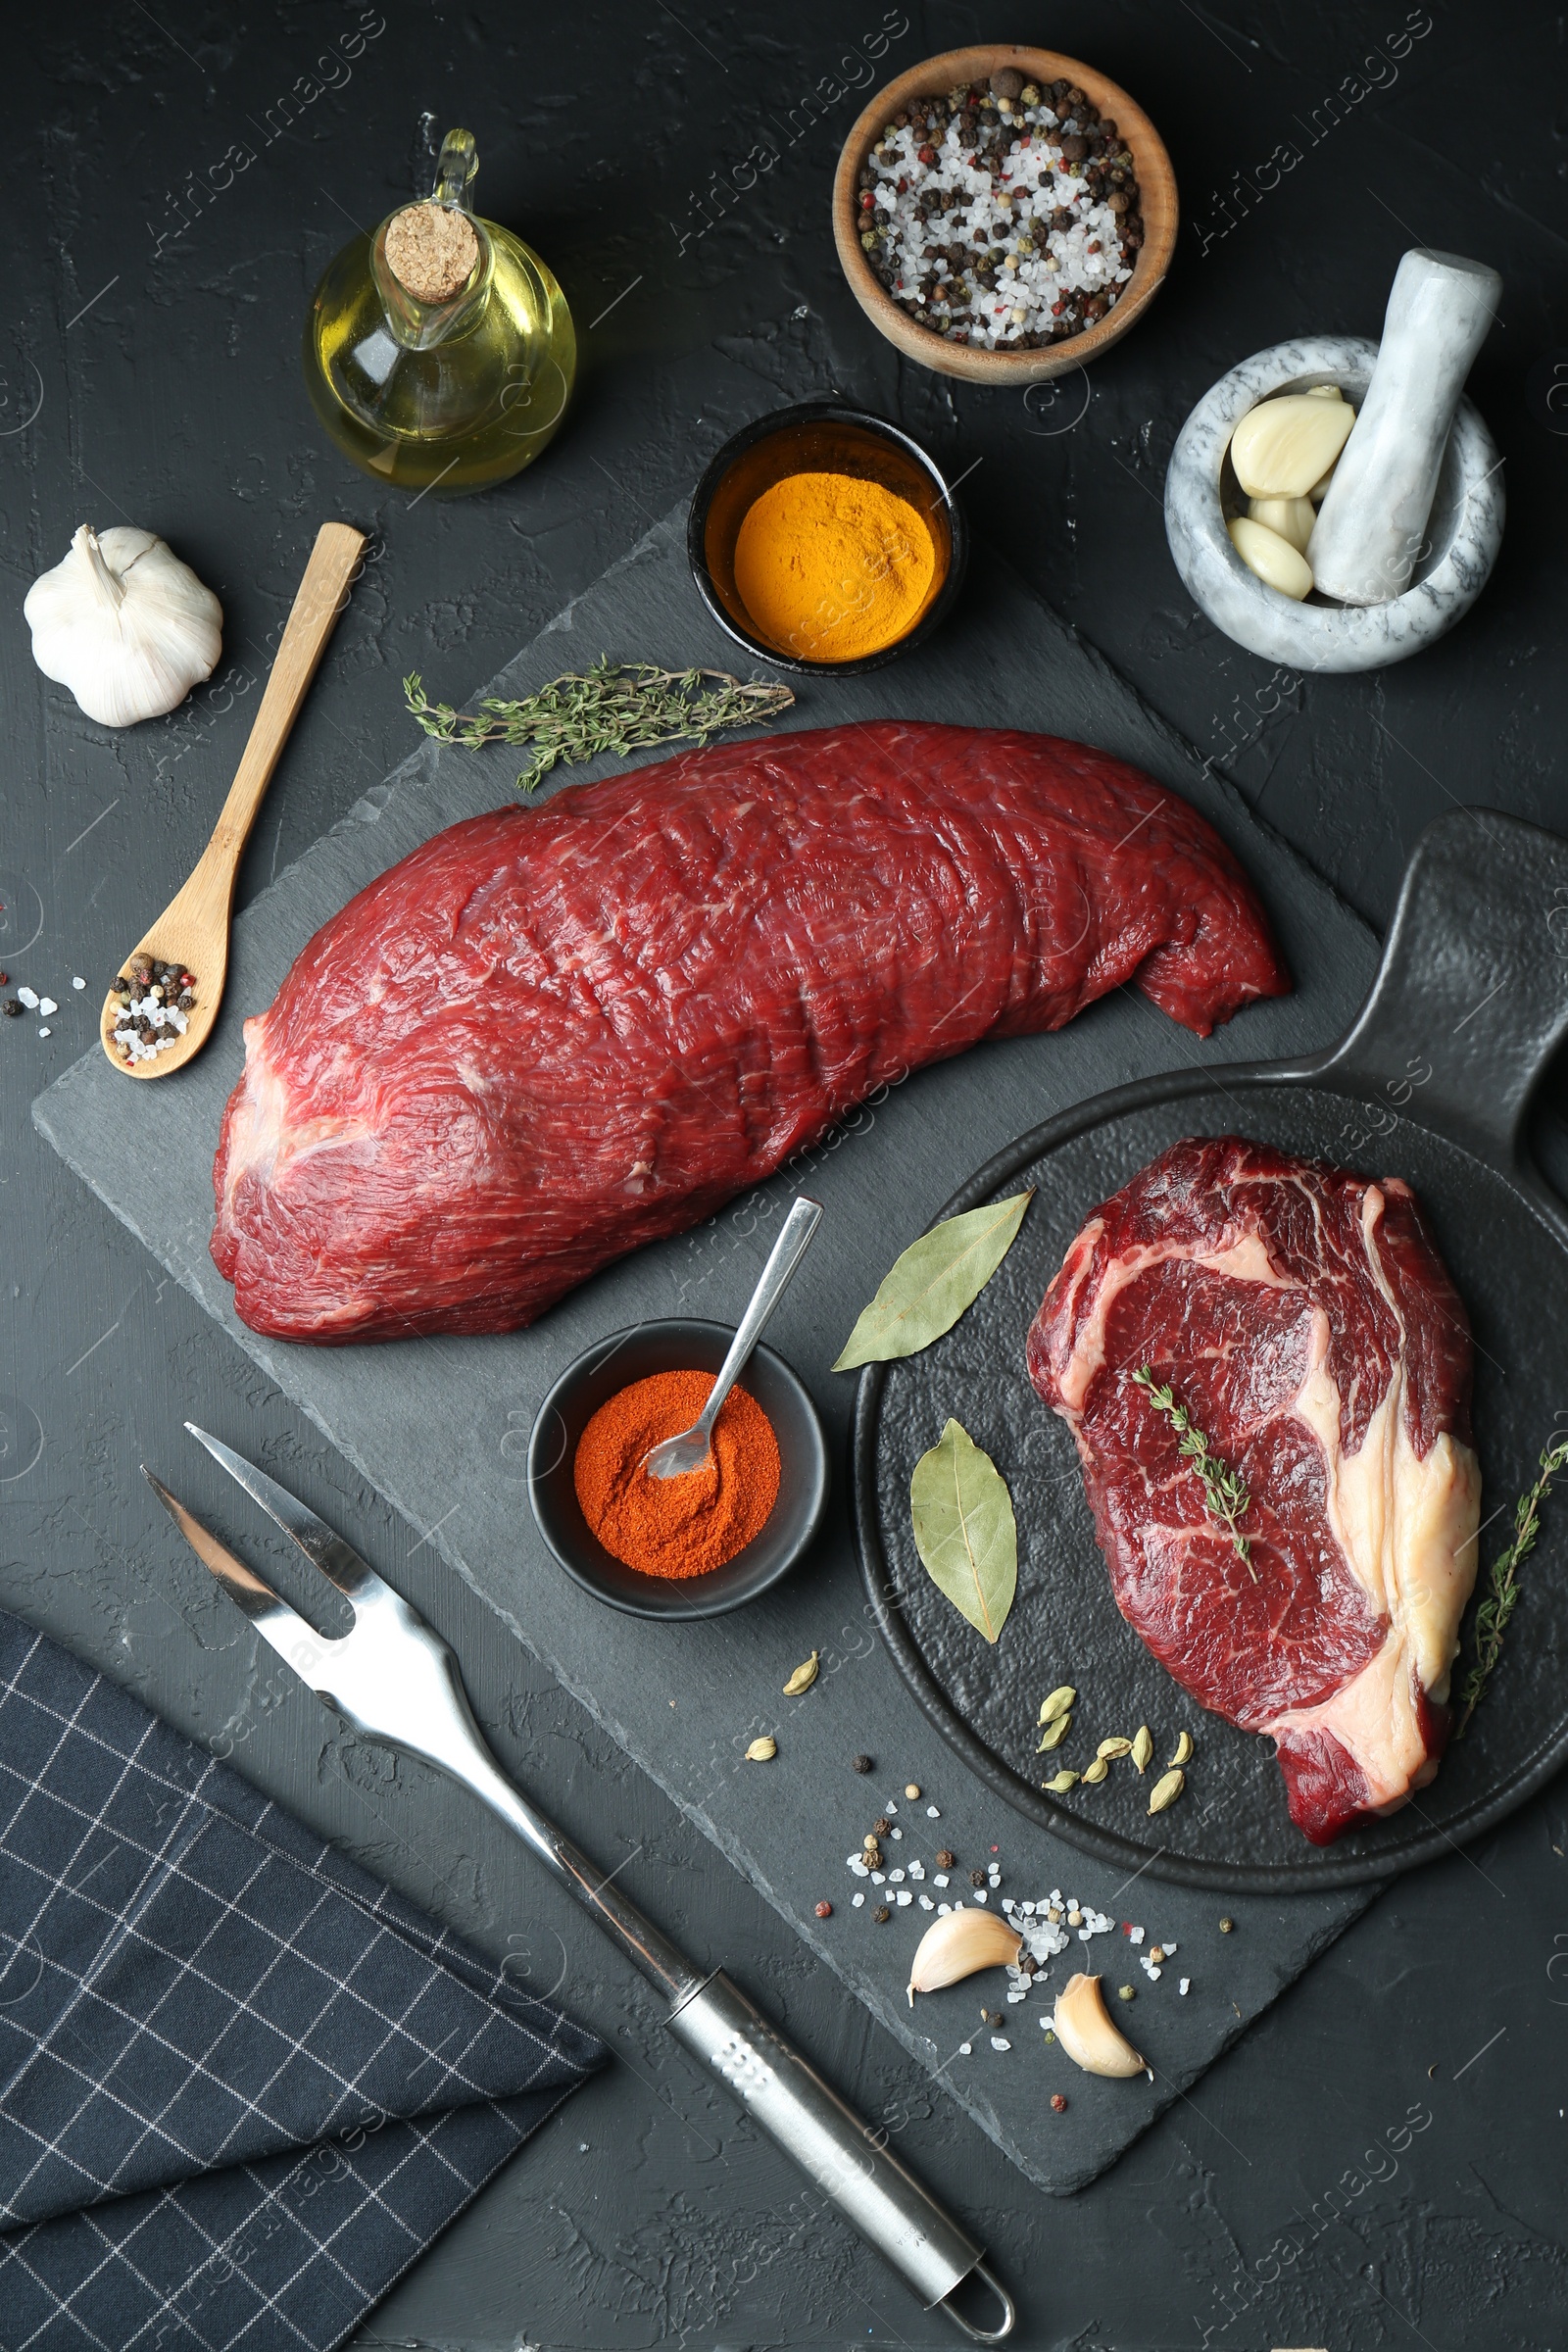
<box><xmin>141</xmin><ymin>1467</ymin><xmax>333</xmax><ymax>1688</ymax></box>
<box><xmin>183</xmin><ymin>1423</ymin><xmax>386</xmax><ymax>1603</ymax></box>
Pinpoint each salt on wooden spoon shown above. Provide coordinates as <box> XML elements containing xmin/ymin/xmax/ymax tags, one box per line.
<box><xmin>1307</xmin><ymin>249</ymin><xmax>1501</xmax><ymax>606</ymax></box>
<box><xmin>100</xmin><ymin>520</ymin><xmax>366</xmax><ymax>1080</ymax></box>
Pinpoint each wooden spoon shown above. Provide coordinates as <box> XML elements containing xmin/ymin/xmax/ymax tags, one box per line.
<box><xmin>100</xmin><ymin>519</ymin><xmax>366</xmax><ymax>1079</ymax></box>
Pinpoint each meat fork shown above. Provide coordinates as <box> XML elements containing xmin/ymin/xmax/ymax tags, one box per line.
<box><xmin>144</xmin><ymin>1425</ymin><xmax>1015</xmax><ymax>2343</ymax></box>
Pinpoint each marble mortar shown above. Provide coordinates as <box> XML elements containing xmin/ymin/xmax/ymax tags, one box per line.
<box><xmin>1163</xmin><ymin>334</ymin><xmax>1504</xmax><ymax>673</ymax></box>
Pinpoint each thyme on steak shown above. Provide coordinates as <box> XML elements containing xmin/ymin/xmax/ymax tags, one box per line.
<box><xmin>1132</xmin><ymin>1366</ymin><xmax>1256</xmax><ymax>1582</ymax></box>
<box><xmin>404</xmin><ymin>657</ymin><xmax>795</xmax><ymax>794</ymax></box>
<box><xmin>1454</xmin><ymin>1437</ymin><xmax>1568</xmax><ymax>1738</ymax></box>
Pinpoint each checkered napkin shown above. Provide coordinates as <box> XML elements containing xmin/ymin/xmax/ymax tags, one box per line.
<box><xmin>0</xmin><ymin>1612</ymin><xmax>606</xmax><ymax>2351</ymax></box>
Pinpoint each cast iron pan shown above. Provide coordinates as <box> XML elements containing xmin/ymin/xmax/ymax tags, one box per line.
<box><xmin>853</xmin><ymin>810</ymin><xmax>1568</xmax><ymax>1892</ymax></box>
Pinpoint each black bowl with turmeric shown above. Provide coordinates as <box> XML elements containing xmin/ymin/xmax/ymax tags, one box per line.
<box><xmin>688</xmin><ymin>402</ymin><xmax>968</xmax><ymax>676</ymax></box>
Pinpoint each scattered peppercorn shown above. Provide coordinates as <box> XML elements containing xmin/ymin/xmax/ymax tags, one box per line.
<box><xmin>815</xmin><ymin>1900</ymin><xmax>832</xmax><ymax>1919</ymax></box>
<box><xmin>1117</xmin><ymin>1984</ymin><xmax>1136</xmax><ymax>2002</ymax></box>
<box><xmin>853</xmin><ymin>1753</ymin><xmax>874</xmax><ymax>1774</ymax></box>
<box><xmin>935</xmin><ymin>1849</ymin><xmax>955</xmax><ymax>1870</ymax></box>
<box><xmin>1219</xmin><ymin>1916</ymin><xmax>1234</xmax><ymax>1934</ymax></box>
<box><xmin>1</xmin><ymin>1001</ymin><xmax>20</xmax><ymax>1019</ymax></box>
<box><xmin>1050</xmin><ymin>2092</ymin><xmax>1067</xmax><ymax>2113</ymax></box>
<box><xmin>873</xmin><ymin>1905</ymin><xmax>891</xmax><ymax>1923</ymax></box>
<box><xmin>872</xmin><ymin>1816</ymin><xmax>892</xmax><ymax>1837</ymax></box>
<box><xmin>905</xmin><ymin>1783</ymin><xmax>921</xmax><ymax>1799</ymax></box>
<box><xmin>970</xmin><ymin>1868</ymin><xmax>987</xmax><ymax>1887</ymax></box>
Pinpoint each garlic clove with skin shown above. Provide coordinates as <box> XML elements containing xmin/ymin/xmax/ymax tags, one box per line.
<box><xmin>1053</xmin><ymin>1972</ymin><xmax>1146</xmax><ymax>2077</ymax></box>
<box><xmin>24</xmin><ymin>523</ymin><xmax>222</xmax><ymax>727</ymax></box>
<box><xmin>906</xmin><ymin>1905</ymin><xmax>1021</xmax><ymax>2005</ymax></box>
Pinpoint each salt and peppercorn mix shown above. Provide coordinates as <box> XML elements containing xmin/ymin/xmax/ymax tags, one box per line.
<box><xmin>110</xmin><ymin>956</ymin><xmax>197</xmax><ymax>1064</ymax></box>
<box><xmin>856</xmin><ymin>68</ymin><xmax>1142</xmax><ymax>350</ymax></box>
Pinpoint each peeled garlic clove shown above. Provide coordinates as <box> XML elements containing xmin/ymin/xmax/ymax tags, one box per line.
<box><xmin>1228</xmin><ymin>517</ymin><xmax>1314</xmax><ymax>601</ymax></box>
<box><xmin>906</xmin><ymin>1905</ymin><xmax>1021</xmax><ymax>2004</ymax></box>
<box><xmin>1247</xmin><ymin>494</ymin><xmax>1315</xmax><ymax>555</ymax></box>
<box><xmin>24</xmin><ymin>523</ymin><xmax>222</xmax><ymax>727</ymax></box>
<box><xmin>1307</xmin><ymin>460</ymin><xmax>1340</xmax><ymax>504</ymax></box>
<box><xmin>1304</xmin><ymin>383</ymin><xmax>1344</xmax><ymax>399</ymax></box>
<box><xmin>1053</xmin><ymin>1972</ymin><xmax>1146</xmax><ymax>2078</ymax></box>
<box><xmin>1229</xmin><ymin>393</ymin><xmax>1354</xmax><ymax>499</ymax></box>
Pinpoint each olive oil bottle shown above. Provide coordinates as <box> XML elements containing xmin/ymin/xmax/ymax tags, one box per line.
<box><xmin>303</xmin><ymin>129</ymin><xmax>575</xmax><ymax>495</ymax></box>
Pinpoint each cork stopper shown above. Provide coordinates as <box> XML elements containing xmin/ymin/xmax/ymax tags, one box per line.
<box><xmin>384</xmin><ymin>202</ymin><xmax>479</xmax><ymax>304</ymax></box>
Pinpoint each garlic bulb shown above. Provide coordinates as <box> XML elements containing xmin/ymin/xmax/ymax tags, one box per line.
<box><xmin>24</xmin><ymin>524</ymin><xmax>222</xmax><ymax>726</ymax></box>
<box><xmin>906</xmin><ymin>1906</ymin><xmax>1021</xmax><ymax>2004</ymax></box>
<box><xmin>1053</xmin><ymin>1973</ymin><xmax>1146</xmax><ymax>2078</ymax></box>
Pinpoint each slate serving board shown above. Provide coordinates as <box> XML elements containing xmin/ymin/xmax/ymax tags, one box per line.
<box><xmin>36</xmin><ymin>505</ymin><xmax>1387</xmax><ymax>2194</ymax></box>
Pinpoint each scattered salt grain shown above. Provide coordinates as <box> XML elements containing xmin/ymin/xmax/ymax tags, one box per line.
<box><xmin>958</xmin><ymin>2040</ymin><xmax>972</xmax><ymax>2055</ymax></box>
<box><xmin>1129</xmin><ymin>1926</ymin><xmax>1145</xmax><ymax>1945</ymax></box>
<box><xmin>888</xmin><ymin>1868</ymin><xmax>906</xmax><ymax>1883</ymax></box>
<box><xmin>990</xmin><ymin>2035</ymin><xmax>1010</xmax><ymax>2052</ymax></box>
<box><xmin>852</xmin><ymin>1892</ymin><xmax>864</xmax><ymax>1908</ymax></box>
<box><xmin>918</xmin><ymin>1893</ymin><xmax>935</xmax><ymax>1911</ymax></box>
<box><xmin>934</xmin><ymin>1873</ymin><xmax>950</xmax><ymax>1887</ymax></box>
<box><xmin>38</xmin><ymin>997</ymin><xmax>57</xmax><ymax>1016</ymax></box>
<box><xmin>71</xmin><ymin>977</ymin><xmax>85</xmax><ymax>991</ymax></box>
<box><xmin>926</xmin><ymin>1805</ymin><xmax>940</xmax><ymax>1818</ymax></box>
<box><xmin>16</xmin><ymin>988</ymin><xmax>37</xmax><ymax>1009</ymax></box>
<box><xmin>1179</xmin><ymin>1978</ymin><xmax>1191</xmax><ymax>1995</ymax></box>
<box><xmin>973</xmin><ymin>1888</ymin><xmax>988</xmax><ymax>1904</ymax></box>
<box><xmin>938</xmin><ymin>1903</ymin><xmax>952</xmax><ymax>1917</ymax></box>
<box><xmin>36</xmin><ymin>1026</ymin><xmax>50</xmax><ymax>1039</ymax></box>
<box><xmin>890</xmin><ymin>1828</ymin><xmax>903</xmax><ymax>1839</ymax></box>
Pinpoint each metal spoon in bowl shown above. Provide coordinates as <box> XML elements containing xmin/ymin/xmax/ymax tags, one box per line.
<box><xmin>642</xmin><ymin>1196</ymin><xmax>823</xmax><ymax>1479</ymax></box>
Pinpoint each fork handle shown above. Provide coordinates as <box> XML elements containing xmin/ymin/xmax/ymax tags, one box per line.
<box><xmin>426</xmin><ymin>1661</ymin><xmax>1009</xmax><ymax>2334</ymax></box>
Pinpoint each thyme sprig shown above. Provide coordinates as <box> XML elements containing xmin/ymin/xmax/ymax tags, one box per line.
<box><xmin>1132</xmin><ymin>1366</ymin><xmax>1256</xmax><ymax>1582</ymax></box>
<box><xmin>403</xmin><ymin>657</ymin><xmax>795</xmax><ymax>794</ymax></box>
<box><xmin>1454</xmin><ymin>1437</ymin><xmax>1568</xmax><ymax>1738</ymax></box>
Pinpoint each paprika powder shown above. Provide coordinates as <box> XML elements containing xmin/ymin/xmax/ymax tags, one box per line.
<box><xmin>573</xmin><ymin>1369</ymin><xmax>781</xmax><ymax>1578</ymax></box>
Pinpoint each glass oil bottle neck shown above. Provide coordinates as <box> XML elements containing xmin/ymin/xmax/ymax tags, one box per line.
<box><xmin>371</xmin><ymin>127</ymin><xmax>493</xmax><ymax>353</ymax></box>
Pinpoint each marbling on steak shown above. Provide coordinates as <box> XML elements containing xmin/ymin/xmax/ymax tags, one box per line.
<box><xmin>211</xmin><ymin>724</ymin><xmax>1288</xmax><ymax>1343</ymax></box>
<box><xmin>1027</xmin><ymin>1137</ymin><xmax>1482</xmax><ymax>1844</ymax></box>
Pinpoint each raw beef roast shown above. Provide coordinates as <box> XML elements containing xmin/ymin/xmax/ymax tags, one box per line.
<box><xmin>212</xmin><ymin>724</ymin><xmax>1287</xmax><ymax>1343</ymax></box>
<box><xmin>1027</xmin><ymin>1138</ymin><xmax>1481</xmax><ymax>1844</ymax></box>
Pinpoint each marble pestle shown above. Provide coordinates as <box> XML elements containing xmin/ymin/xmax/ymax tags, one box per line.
<box><xmin>1307</xmin><ymin>249</ymin><xmax>1501</xmax><ymax>606</ymax></box>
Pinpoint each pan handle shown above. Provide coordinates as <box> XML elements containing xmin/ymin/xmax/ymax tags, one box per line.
<box><xmin>1314</xmin><ymin>808</ymin><xmax>1568</xmax><ymax>1184</ymax></box>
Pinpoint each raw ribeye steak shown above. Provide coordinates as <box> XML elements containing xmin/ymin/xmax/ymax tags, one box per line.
<box><xmin>1027</xmin><ymin>1137</ymin><xmax>1481</xmax><ymax>1844</ymax></box>
<box><xmin>212</xmin><ymin>724</ymin><xmax>1287</xmax><ymax>1343</ymax></box>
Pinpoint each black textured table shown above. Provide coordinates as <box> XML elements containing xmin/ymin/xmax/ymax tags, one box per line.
<box><xmin>5</xmin><ymin>5</ymin><xmax>1567</xmax><ymax>2346</ymax></box>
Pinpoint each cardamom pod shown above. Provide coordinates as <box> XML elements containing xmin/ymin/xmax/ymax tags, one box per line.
<box><xmin>1130</xmin><ymin>1726</ymin><xmax>1153</xmax><ymax>1772</ymax></box>
<box><xmin>1097</xmin><ymin>1737</ymin><xmax>1133</xmax><ymax>1760</ymax></box>
<box><xmin>746</xmin><ymin>1736</ymin><xmax>778</xmax><ymax>1762</ymax></box>
<box><xmin>1169</xmin><ymin>1731</ymin><xmax>1194</xmax><ymax>1766</ymax></box>
<box><xmin>1043</xmin><ymin>1770</ymin><xmax>1079</xmax><ymax>1793</ymax></box>
<box><xmin>1148</xmin><ymin>1768</ymin><xmax>1185</xmax><ymax>1813</ymax></box>
<box><xmin>782</xmin><ymin>1651</ymin><xmax>819</xmax><ymax>1695</ymax></box>
<box><xmin>1038</xmin><ymin>1685</ymin><xmax>1076</xmax><ymax>1725</ymax></box>
<box><xmin>1081</xmin><ymin>1757</ymin><xmax>1110</xmax><ymax>1785</ymax></box>
<box><xmin>1036</xmin><ymin>1713</ymin><xmax>1072</xmax><ymax>1753</ymax></box>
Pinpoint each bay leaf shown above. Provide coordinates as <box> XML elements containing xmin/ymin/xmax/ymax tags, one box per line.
<box><xmin>909</xmin><ymin>1417</ymin><xmax>1017</xmax><ymax>1643</ymax></box>
<box><xmin>832</xmin><ymin>1191</ymin><xmax>1035</xmax><ymax>1371</ymax></box>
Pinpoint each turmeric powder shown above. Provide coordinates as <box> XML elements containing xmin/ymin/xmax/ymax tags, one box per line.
<box><xmin>732</xmin><ymin>470</ymin><xmax>937</xmax><ymax>663</ymax></box>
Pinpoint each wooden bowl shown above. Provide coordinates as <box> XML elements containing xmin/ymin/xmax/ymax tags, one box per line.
<box><xmin>831</xmin><ymin>44</ymin><xmax>1178</xmax><ymax>385</ymax></box>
